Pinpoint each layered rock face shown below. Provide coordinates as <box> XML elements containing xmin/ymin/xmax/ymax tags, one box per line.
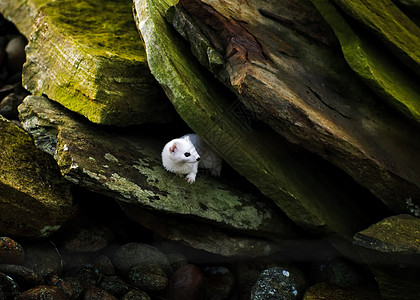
<box><xmin>0</xmin><ymin>115</ymin><xmax>73</xmax><ymax>237</ymax></box>
<box><xmin>1</xmin><ymin>0</ymin><xmax>420</xmax><ymax>298</ymax></box>
<box><xmin>1</xmin><ymin>0</ymin><xmax>174</xmax><ymax>126</ymax></box>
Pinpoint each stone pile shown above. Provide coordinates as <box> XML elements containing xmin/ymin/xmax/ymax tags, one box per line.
<box><xmin>0</xmin><ymin>0</ymin><xmax>419</xmax><ymax>299</ymax></box>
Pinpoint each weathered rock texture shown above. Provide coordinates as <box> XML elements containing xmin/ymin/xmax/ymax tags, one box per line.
<box><xmin>311</xmin><ymin>0</ymin><xmax>420</xmax><ymax>125</ymax></box>
<box><xmin>18</xmin><ymin>95</ymin><xmax>300</xmax><ymax>242</ymax></box>
<box><xmin>0</xmin><ymin>0</ymin><xmax>174</xmax><ymax>126</ymax></box>
<box><xmin>0</xmin><ymin>115</ymin><xmax>73</xmax><ymax>237</ymax></box>
<box><xmin>140</xmin><ymin>0</ymin><xmax>420</xmax><ymax>216</ymax></box>
<box><xmin>133</xmin><ymin>0</ymin><xmax>389</xmax><ymax>239</ymax></box>
<box><xmin>354</xmin><ymin>215</ymin><xmax>420</xmax><ymax>300</ymax></box>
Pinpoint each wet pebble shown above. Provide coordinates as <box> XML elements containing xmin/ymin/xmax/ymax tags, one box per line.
<box><xmin>128</xmin><ymin>263</ymin><xmax>168</xmax><ymax>291</ymax></box>
<box><xmin>5</xmin><ymin>35</ymin><xmax>26</xmax><ymax>76</ymax></box>
<box><xmin>251</xmin><ymin>266</ymin><xmax>306</xmax><ymax>300</ymax></box>
<box><xmin>15</xmin><ymin>285</ymin><xmax>66</xmax><ymax>300</ymax></box>
<box><xmin>0</xmin><ymin>271</ymin><xmax>20</xmax><ymax>299</ymax></box>
<box><xmin>166</xmin><ymin>253</ymin><xmax>188</xmax><ymax>274</ymax></box>
<box><xmin>98</xmin><ymin>275</ymin><xmax>130</xmax><ymax>297</ymax></box>
<box><xmin>311</xmin><ymin>258</ymin><xmax>364</xmax><ymax>287</ymax></box>
<box><xmin>112</xmin><ymin>243</ymin><xmax>170</xmax><ymax>275</ymax></box>
<box><xmin>83</xmin><ymin>286</ymin><xmax>118</xmax><ymax>300</ymax></box>
<box><xmin>0</xmin><ymin>92</ymin><xmax>24</xmax><ymax>119</ymax></box>
<box><xmin>0</xmin><ymin>236</ymin><xmax>25</xmax><ymax>265</ymax></box>
<box><xmin>204</xmin><ymin>266</ymin><xmax>235</xmax><ymax>300</ymax></box>
<box><xmin>93</xmin><ymin>255</ymin><xmax>115</xmax><ymax>276</ymax></box>
<box><xmin>0</xmin><ymin>264</ymin><xmax>42</xmax><ymax>289</ymax></box>
<box><xmin>121</xmin><ymin>290</ymin><xmax>151</xmax><ymax>300</ymax></box>
<box><xmin>49</xmin><ymin>274</ymin><xmax>84</xmax><ymax>299</ymax></box>
<box><xmin>167</xmin><ymin>264</ymin><xmax>204</xmax><ymax>300</ymax></box>
<box><xmin>58</xmin><ymin>220</ymin><xmax>113</xmax><ymax>253</ymax></box>
<box><xmin>24</xmin><ymin>242</ymin><xmax>63</xmax><ymax>280</ymax></box>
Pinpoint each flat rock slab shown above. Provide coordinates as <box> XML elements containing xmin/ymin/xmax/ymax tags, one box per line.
<box><xmin>166</xmin><ymin>0</ymin><xmax>420</xmax><ymax>214</ymax></box>
<box><xmin>312</xmin><ymin>0</ymin><xmax>420</xmax><ymax>126</ymax></box>
<box><xmin>0</xmin><ymin>0</ymin><xmax>174</xmax><ymax>126</ymax></box>
<box><xmin>354</xmin><ymin>214</ymin><xmax>420</xmax><ymax>300</ymax></box>
<box><xmin>0</xmin><ymin>115</ymin><xmax>73</xmax><ymax>237</ymax></box>
<box><xmin>18</xmin><ymin>95</ymin><xmax>300</xmax><ymax>239</ymax></box>
<box><xmin>133</xmin><ymin>0</ymin><xmax>388</xmax><ymax>239</ymax></box>
<box><xmin>122</xmin><ymin>204</ymin><xmax>285</xmax><ymax>257</ymax></box>
<box><xmin>332</xmin><ymin>0</ymin><xmax>420</xmax><ymax>76</ymax></box>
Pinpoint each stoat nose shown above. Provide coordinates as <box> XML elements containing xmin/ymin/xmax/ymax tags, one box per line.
<box><xmin>196</xmin><ymin>157</ymin><xmax>201</xmax><ymax>161</ymax></box>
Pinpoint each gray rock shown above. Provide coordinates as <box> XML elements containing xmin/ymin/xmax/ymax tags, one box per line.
<box><xmin>128</xmin><ymin>264</ymin><xmax>168</xmax><ymax>291</ymax></box>
<box><xmin>112</xmin><ymin>243</ymin><xmax>170</xmax><ymax>276</ymax></box>
<box><xmin>133</xmin><ymin>0</ymin><xmax>389</xmax><ymax>240</ymax></box>
<box><xmin>251</xmin><ymin>266</ymin><xmax>306</xmax><ymax>300</ymax></box>
<box><xmin>173</xmin><ymin>0</ymin><xmax>420</xmax><ymax>216</ymax></box>
<box><xmin>5</xmin><ymin>35</ymin><xmax>26</xmax><ymax>75</ymax></box>
<box><xmin>18</xmin><ymin>95</ymin><xmax>299</xmax><ymax>241</ymax></box>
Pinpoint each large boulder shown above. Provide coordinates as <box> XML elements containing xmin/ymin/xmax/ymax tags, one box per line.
<box><xmin>0</xmin><ymin>115</ymin><xmax>73</xmax><ymax>237</ymax></box>
<box><xmin>133</xmin><ymin>0</ymin><xmax>388</xmax><ymax>239</ymax></box>
<box><xmin>0</xmin><ymin>0</ymin><xmax>174</xmax><ymax>126</ymax></box>
<box><xmin>143</xmin><ymin>0</ymin><xmax>420</xmax><ymax>215</ymax></box>
<box><xmin>18</xmin><ymin>95</ymin><xmax>300</xmax><ymax>242</ymax></box>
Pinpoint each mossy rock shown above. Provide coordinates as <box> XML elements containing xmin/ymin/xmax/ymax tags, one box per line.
<box><xmin>132</xmin><ymin>0</ymin><xmax>388</xmax><ymax>239</ymax></box>
<box><xmin>354</xmin><ymin>215</ymin><xmax>420</xmax><ymax>300</ymax></box>
<box><xmin>18</xmin><ymin>95</ymin><xmax>300</xmax><ymax>240</ymax></box>
<box><xmin>311</xmin><ymin>0</ymin><xmax>420</xmax><ymax>125</ymax></box>
<box><xmin>0</xmin><ymin>115</ymin><xmax>73</xmax><ymax>237</ymax></box>
<box><xmin>0</xmin><ymin>0</ymin><xmax>174</xmax><ymax>126</ymax></box>
<box><xmin>333</xmin><ymin>0</ymin><xmax>420</xmax><ymax>75</ymax></box>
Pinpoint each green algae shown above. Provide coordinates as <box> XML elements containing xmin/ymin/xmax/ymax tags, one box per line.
<box><xmin>311</xmin><ymin>0</ymin><xmax>420</xmax><ymax>125</ymax></box>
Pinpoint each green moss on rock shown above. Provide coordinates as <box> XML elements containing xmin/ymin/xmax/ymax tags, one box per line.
<box><xmin>1</xmin><ymin>0</ymin><xmax>174</xmax><ymax>126</ymax></box>
<box><xmin>0</xmin><ymin>115</ymin><xmax>73</xmax><ymax>237</ymax></box>
<box><xmin>133</xmin><ymin>0</ymin><xmax>384</xmax><ymax>239</ymax></box>
<box><xmin>333</xmin><ymin>0</ymin><xmax>420</xmax><ymax>74</ymax></box>
<box><xmin>311</xmin><ymin>0</ymin><xmax>420</xmax><ymax>125</ymax></box>
<box><xmin>18</xmin><ymin>95</ymin><xmax>300</xmax><ymax>239</ymax></box>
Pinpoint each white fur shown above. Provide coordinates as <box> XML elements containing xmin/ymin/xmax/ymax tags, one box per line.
<box><xmin>162</xmin><ymin>134</ymin><xmax>222</xmax><ymax>183</ymax></box>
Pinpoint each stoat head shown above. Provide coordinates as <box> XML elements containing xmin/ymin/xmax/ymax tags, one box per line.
<box><xmin>168</xmin><ymin>136</ymin><xmax>200</xmax><ymax>164</ymax></box>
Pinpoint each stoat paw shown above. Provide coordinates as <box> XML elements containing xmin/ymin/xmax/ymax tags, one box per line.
<box><xmin>186</xmin><ymin>174</ymin><xmax>196</xmax><ymax>184</ymax></box>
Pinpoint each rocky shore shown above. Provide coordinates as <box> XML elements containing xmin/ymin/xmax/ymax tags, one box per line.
<box><xmin>1</xmin><ymin>0</ymin><xmax>420</xmax><ymax>299</ymax></box>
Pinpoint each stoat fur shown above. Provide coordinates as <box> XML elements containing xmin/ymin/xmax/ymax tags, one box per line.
<box><xmin>161</xmin><ymin>133</ymin><xmax>222</xmax><ymax>183</ymax></box>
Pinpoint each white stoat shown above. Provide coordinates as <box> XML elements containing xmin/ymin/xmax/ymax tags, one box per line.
<box><xmin>161</xmin><ymin>133</ymin><xmax>222</xmax><ymax>184</ymax></box>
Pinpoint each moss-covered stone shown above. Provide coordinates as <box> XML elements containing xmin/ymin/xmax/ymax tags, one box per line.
<box><xmin>132</xmin><ymin>0</ymin><xmax>389</xmax><ymax>239</ymax></box>
<box><xmin>0</xmin><ymin>0</ymin><xmax>174</xmax><ymax>126</ymax></box>
<box><xmin>0</xmin><ymin>115</ymin><xmax>73</xmax><ymax>237</ymax></box>
<box><xmin>354</xmin><ymin>215</ymin><xmax>420</xmax><ymax>300</ymax></box>
<box><xmin>333</xmin><ymin>0</ymin><xmax>420</xmax><ymax>75</ymax></box>
<box><xmin>18</xmin><ymin>95</ymin><xmax>300</xmax><ymax>240</ymax></box>
<box><xmin>163</xmin><ymin>0</ymin><xmax>420</xmax><ymax>217</ymax></box>
<box><xmin>311</xmin><ymin>0</ymin><xmax>420</xmax><ymax>125</ymax></box>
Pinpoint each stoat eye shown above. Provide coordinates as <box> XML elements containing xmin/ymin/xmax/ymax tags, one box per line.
<box><xmin>184</xmin><ymin>152</ymin><xmax>191</xmax><ymax>157</ymax></box>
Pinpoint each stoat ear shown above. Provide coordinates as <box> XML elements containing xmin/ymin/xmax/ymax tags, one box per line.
<box><xmin>184</xmin><ymin>135</ymin><xmax>190</xmax><ymax>142</ymax></box>
<box><xmin>169</xmin><ymin>143</ymin><xmax>177</xmax><ymax>153</ymax></box>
